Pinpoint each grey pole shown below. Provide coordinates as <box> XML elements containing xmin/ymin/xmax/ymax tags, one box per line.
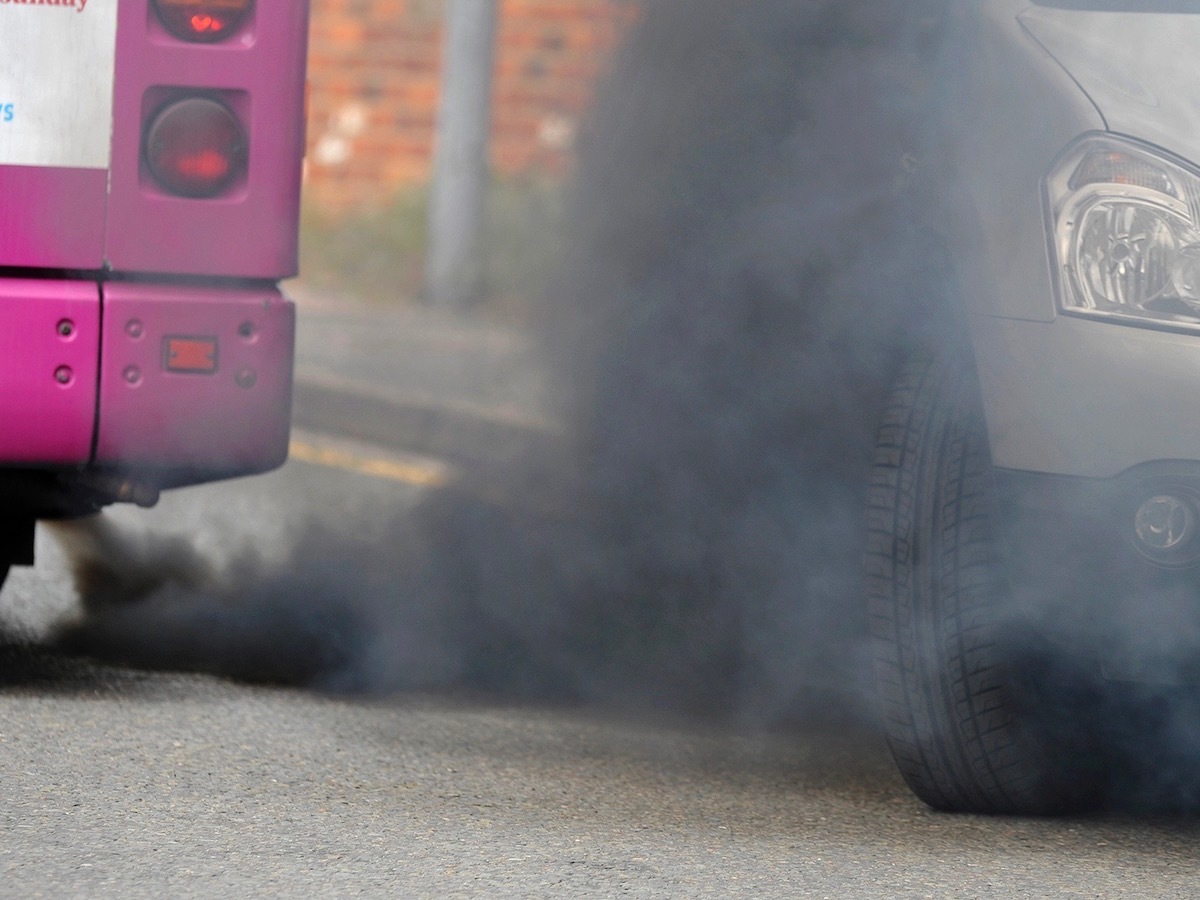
<box><xmin>426</xmin><ymin>0</ymin><xmax>498</xmax><ymax>310</ymax></box>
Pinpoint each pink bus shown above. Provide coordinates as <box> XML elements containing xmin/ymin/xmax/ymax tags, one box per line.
<box><xmin>0</xmin><ymin>0</ymin><xmax>308</xmax><ymax>585</ymax></box>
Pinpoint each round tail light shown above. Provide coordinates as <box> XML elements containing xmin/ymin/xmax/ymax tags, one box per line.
<box><xmin>144</xmin><ymin>98</ymin><xmax>247</xmax><ymax>198</ymax></box>
<box><xmin>152</xmin><ymin>0</ymin><xmax>252</xmax><ymax>42</ymax></box>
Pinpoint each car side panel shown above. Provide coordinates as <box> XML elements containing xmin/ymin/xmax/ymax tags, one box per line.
<box><xmin>941</xmin><ymin>3</ymin><xmax>1103</xmax><ymax>325</ymax></box>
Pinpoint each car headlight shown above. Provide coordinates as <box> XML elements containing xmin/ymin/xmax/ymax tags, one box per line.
<box><xmin>1047</xmin><ymin>134</ymin><xmax>1200</xmax><ymax>331</ymax></box>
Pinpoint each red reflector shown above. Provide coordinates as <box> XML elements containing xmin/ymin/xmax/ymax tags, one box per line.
<box><xmin>164</xmin><ymin>337</ymin><xmax>219</xmax><ymax>374</ymax></box>
<box><xmin>144</xmin><ymin>98</ymin><xmax>247</xmax><ymax>198</ymax></box>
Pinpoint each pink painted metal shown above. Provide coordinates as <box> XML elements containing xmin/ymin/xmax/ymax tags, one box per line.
<box><xmin>0</xmin><ymin>278</ymin><xmax>101</xmax><ymax>465</ymax></box>
<box><xmin>0</xmin><ymin>2</ymin><xmax>306</xmax><ymax>497</ymax></box>
<box><xmin>0</xmin><ymin>167</ymin><xmax>107</xmax><ymax>268</ymax></box>
<box><xmin>103</xmin><ymin>0</ymin><xmax>310</xmax><ymax>278</ymax></box>
<box><xmin>95</xmin><ymin>283</ymin><xmax>295</xmax><ymax>478</ymax></box>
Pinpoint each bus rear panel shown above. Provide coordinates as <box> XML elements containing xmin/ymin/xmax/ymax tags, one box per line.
<box><xmin>0</xmin><ymin>0</ymin><xmax>308</xmax><ymax>525</ymax></box>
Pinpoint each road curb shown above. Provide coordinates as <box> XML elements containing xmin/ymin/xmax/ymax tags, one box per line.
<box><xmin>291</xmin><ymin>374</ymin><xmax>563</xmax><ymax>469</ymax></box>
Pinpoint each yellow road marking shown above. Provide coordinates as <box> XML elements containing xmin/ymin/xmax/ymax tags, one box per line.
<box><xmin>288</xmin><ymin>437</ymin><xmax>450</xmax><ymax>487</ymax></box>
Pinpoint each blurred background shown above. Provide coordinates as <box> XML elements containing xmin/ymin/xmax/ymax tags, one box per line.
<box><xmin>298</xmin><ymin>0</ymin><xmax>639</xmax><ymax>311</ymax></box>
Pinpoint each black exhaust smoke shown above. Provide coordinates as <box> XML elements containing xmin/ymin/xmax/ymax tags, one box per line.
<box><xmin>51</xmin><ymin>3</ymin><xmax>1200</xmax><ymax>811</ymax></box>
<box><xmin>54</xmin><ymin>0</ymin><xmax>960</xmax><ymax>724</ymax></box>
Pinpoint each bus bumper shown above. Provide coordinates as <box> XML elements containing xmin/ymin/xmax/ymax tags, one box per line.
<box><xmin>97</xmin><ymin>282</ymin><xmax>295</xmax><ymax>487</ymax></box>
<box><xmin>0</xmin><ymin>277</ymin><xmax>294</xmax><ymax>489</ymax></box>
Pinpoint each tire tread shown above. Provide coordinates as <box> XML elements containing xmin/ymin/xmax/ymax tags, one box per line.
<box><xmin>866</xmin><ymin>350</ymin><xmax>1091</xmax><ymax>815</ymax></box>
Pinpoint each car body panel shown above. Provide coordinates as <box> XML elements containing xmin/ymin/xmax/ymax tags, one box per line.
<box><xmin>945</xmin><ymin>2</ymin><xmax>1200</xmax><ymax>477</ymax></box>
<box><xmin>974</xmin><ymin>312</ymin><xmax>1200</xmax><ymax>478</ymax></box>
<box><xmin>1019</xmin><ymin>5</ymin><xmax>1200</xmax><ymax>167</ymax></box>
<box><xmin>939</xmin><ymin>2</ymin><xmax>1103</xmax><ymax>325</ymax></box>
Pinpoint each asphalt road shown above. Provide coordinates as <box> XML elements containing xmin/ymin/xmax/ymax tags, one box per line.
<box><xmin>2</xmin><ymin>437</ymin><xmax>1200</xmax><ymax>897</ymax></box>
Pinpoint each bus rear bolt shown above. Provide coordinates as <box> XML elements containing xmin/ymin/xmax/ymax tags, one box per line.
<box><xmin>123</xmin><ymin>365</ymin><xmax>142</xmax><ymax>385</ymax></box>
<box><xmin>126</xmin><ymin>320</ymin><xmax>144</xmax><ymax>339</ymax></box>
<box><xmin>54</xmin><ymin>366</ymin><xmax>72</xmax><ymax>385</ymax></box>
<box><xmin>57</xmin><ymin>319</ymin><xmax>75</xmax><ymax>338</ymax></box>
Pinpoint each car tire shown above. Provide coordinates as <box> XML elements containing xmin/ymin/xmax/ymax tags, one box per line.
<box><xmin>866</xmin><ymin>348</ymin><xmax>1107</xmax><ymax>815</ymax></box>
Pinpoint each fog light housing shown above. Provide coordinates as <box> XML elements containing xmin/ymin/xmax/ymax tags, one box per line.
<box><xmin>1132</xmin><ymin>491</ymin><xmax>1200</xmax><ymax>567</ymax></box>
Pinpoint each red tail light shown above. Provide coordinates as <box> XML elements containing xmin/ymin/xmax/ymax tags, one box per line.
<box><xmin>152</xmin><ymin>0</ymin><xmax>253</xmax><ymax>42</ymax></box>
<box><xmin>144</xmin><ymin>98</ymin><xmax>247</xmax><ymax>198</ymax></box>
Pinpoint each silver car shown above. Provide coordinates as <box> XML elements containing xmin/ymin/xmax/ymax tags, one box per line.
<box><xmin>871</xmin><ymin>0</ymin><xmax>1200</xmax><ymax>814</ymax></box>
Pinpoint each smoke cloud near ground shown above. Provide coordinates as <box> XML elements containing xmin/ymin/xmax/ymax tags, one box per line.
<box><xmin>48</xmin><ymin>0</ymin><xmax>1200</xmax><ymax>811</ymax></box>
<box><xmin>60</xmin><ymin>5</ymin><xmax>948</xmax><ymax>701</ymax></box>
<box><xmin>55</xmin><ymin>0</ymin><xmax>957</xmax><ymax>723</ymax></box>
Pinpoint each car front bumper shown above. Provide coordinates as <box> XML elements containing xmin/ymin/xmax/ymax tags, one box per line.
<box><xmin>974</xmin><ymin>312</ymin><xmax>1200</xmax><ymax>480</ymax></box>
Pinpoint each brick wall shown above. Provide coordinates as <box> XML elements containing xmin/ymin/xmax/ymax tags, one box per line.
<box><xmin>305</xmin><ymin>0</ymin><xmax>637</xmax><ymax>213</ymax></box>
